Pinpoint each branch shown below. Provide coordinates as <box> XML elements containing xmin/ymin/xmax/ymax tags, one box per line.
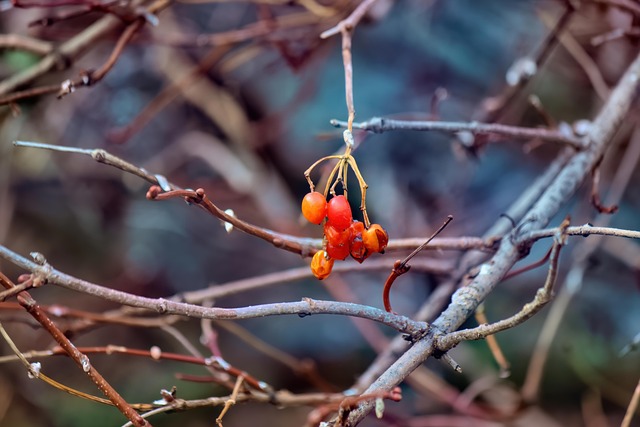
<box><xmin>0</xmin><ymin>34</ymin><xmax>53</xmax><ymax>55</ymax></box>
<box><xmin>0</xmin><ymin>272</ymin><xmax>149</xmax><ymax>427</ymax></box>
<box><xmin>0</xmin><ymin>0</ymin><xmax>169</xmax><ymax>104</ymax></box>
<box><xmin>344</xmin><ymin>48</ymin><xmax>640</xmax><ymax>426</ymax></box>
<box><xmin>320</xmin><ymin>0</ymin><xmax>381</xmax><ymax>131</ymax></box>
<box><xmin>436</xmin><ymin>221</ymin><xmax>567</xmax><ymax>351</ymax></box>
<box><xmin>521</xmin><ymin>224</ymin><xmax>640</xmax><ymax>242</ymax></box>
<box><xmin>0</xmin><ymin>245</ymin><xmax>426</xmax><ymax>334</ymax></box>
<box><xmin>330</xmin><ymin>117</ymin><xmax>585</xmax><ymax>148</ymax></box>
<box><xmin>12</xmin><ymin>140</ymin><xmax>491</xmax><ymax>256</ymax></box>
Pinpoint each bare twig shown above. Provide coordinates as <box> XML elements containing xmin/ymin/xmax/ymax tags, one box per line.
<box><xmin>11</xmin><ymin>140</ymin><xmax>491</xmax><ymax>256</ymax></box>
<box><xmin>321</xmin><ymin>0</ymin><xmax>380</xmax><ymax>131</ymax></box>
<box><xmin>382</xmin><ymin>215</ymin><xmax>453</xmax><ymax>313</ymax></box>
<box><xmin>330</xmin><ymin>117</ymin><xmax>585</xmax><ymax>148</ymax></box>
<box><xmin>216</xmin><ymin>375</ymin><xmax>244</xmax><ymax>427</ymax></box>
<box><xmin>474</xmin><ymin>306</ymin><xmax>511</xmax><ymax>378</ymax></box>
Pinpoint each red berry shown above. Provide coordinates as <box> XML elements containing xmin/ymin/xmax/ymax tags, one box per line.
<box><xmin>301</xmin><ymin>192</ymin><xmax>327</xmax><ymax>225</ymax></box>
<box><xmin>324</xmin><ymin>222</ymin><xmax>351</xmax><ymax>247</ymax></box>
<box><xmin>310</xmin><ymin>250</ymin><xmax>334</xmax><ymax>280</ymax></box>
<box><xmin>327</xmin><ymin>195</ymin><xmax>352</xmax><ymax>230</ymax></box>
<box><xmin>363</xmin><ymin>224</ymin><xmax>389</xmax><ymax>253</ymax></box>
<box><xmin>326</xmin><ymin>241</ymin><xmax>349</xmax><ymax>260</ymax></box>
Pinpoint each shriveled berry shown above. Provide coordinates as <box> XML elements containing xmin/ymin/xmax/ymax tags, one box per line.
<box><xmin>310</xmin><ymin>250</ymin><xmax>334</xmax><ymax>280</ymax></box>
<box><xmin>348</xmin><ymin>221</ymin><xmax>368</xmax><ymax>263</ymax></box>
<box><xmin>363</xmin><ymin>224</ymin><xmax>389</xmax><ymax>253</ymax></box>
<box><xmin>327</xmin><ymin>195</ymin><xmax>352</xmax><ymax>230</ymax></box>
<box><xmin>326</xmin><ymin>241</ymin><xmax>349</xmax><ymax>260</ymax></box>
<box><xmin>301</xmin><ymin>192</ymin><xmax>327</xmax><ymax>225</ymax></box>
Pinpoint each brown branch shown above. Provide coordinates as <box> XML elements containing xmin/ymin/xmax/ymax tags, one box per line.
<box><xmin>0</xmin><ymin>272</ymin><xmax>149</xmax><ymax>427</ymax></box>
<box><xmin>12</xmin><ymin>140</ymin><xmax>491</xmax><ymax>256</ymax></box>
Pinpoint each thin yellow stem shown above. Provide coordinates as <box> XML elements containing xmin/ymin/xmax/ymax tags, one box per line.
<box><xmin>304</xmin><ymin>155</ymin><xmax>343</xmax><ymax>192</ymax></box>
<box><xmin>346</xmin><ymin>156</ymin><xmax>370</xmax><ymax>227</ymax></box>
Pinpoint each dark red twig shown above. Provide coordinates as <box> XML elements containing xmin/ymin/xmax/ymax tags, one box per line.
<box><xmin>591</xmin><ymin>166</ymin><xmax>619</xmax><ymax>214</ymax></box>
<box><xmin>503</xmin><ymin>244</ymin><xmax>553</xmax><ymax>281</ymax></box>
<box><xmin>383</xmin><ymin>216</ymin><xmax>453</xmax><ymax>313</ymax></box>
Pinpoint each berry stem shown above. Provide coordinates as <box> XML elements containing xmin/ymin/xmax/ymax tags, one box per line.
<box><xmin>304</xmin><ymin>155</ymin><xmax>342</xmax><ymax>192</ymax></box>
<box><xmin>346</xmin><ymin>156</ymin><xmax>370</xmax><ymax>228</ymax></box>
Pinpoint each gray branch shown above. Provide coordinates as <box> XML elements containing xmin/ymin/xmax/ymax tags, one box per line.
<box><xmin>344</xmin><ymin>50</ymin><xmax>640</xmax><ymax>426</ymax></box>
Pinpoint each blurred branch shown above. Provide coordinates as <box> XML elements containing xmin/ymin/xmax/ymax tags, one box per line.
<box><xmin>330</xmin><ymin>117</ymin><xmax>585</xmax><ymax>148</ymax></box>
<box><xmin>621</xmin><ymin>377</ymin><xmax>640</xmax><ymax>427</ymax></box>
<box><xmin>0</xmin><ymin>0</ymin><xmax>170</xmax><ymax>105</ymax></box>
<box><xmin>0</xmin><ymin>272</ymin><xmax>149</xmax><ymax>427</ymax></box>
<box><xmin>0</xmin><ymin>34</ymin><xmax>53</xmax><ymax>54</ymax></box>
<box><xmin>477</xmin><ymin>3</ymin><xmax>574</xmax><ymax>121</ymax></box>
<box><xmin>539</xmin><ymin>10</ymin><xmax>610</xmax><ymax>101</ymax></box>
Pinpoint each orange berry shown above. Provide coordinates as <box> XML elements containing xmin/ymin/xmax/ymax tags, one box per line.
<box><xmin>301</xmin><ymin>192</ymin><xmax>327</xmax><ymax>225</ymax></box>
<box><xmin>363</xmin><ymin>224</ymin><xmax>389</xmax><ymax>253</ymax></box>
<box><xmin>310</xmin><ymin>250</ymin><xmax>334</xmax><ymax>280</ymax></box>
<box><xmin>326</xmin><ymin>195</ymin><xmax>352</xmax><ymax>230</ymax></box>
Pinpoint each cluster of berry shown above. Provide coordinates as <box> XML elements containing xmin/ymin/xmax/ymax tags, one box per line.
<box><xmin>302</xmin><ymin>191</ymin><xmax>388</xmax><ymax>279</ymax></box>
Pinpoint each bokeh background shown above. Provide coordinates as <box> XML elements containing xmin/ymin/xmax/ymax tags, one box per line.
<box><xmin>0</xmin><ymin>1</ymin><xmax>639</xmax><ymax>426</ymax></box>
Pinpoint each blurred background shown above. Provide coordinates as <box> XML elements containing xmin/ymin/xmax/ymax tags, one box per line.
<box><xmin>0</xmin><ymin>0</ymin><xmax>639</xmax><ymax>426</ymax></box>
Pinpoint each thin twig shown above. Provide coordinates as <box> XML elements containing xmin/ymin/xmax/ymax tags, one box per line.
<box><xmin>321</xmin><ymin>0</ymin><xmax>380</xmax><ymax>131</ymax></box>
<box><xmin>216</xmin><ymin>375</ymin><xmax>244</xmax><ymax>426</ymax></box>
<box><xmin>621</xmin><ymin>377</ymin><xmax>640</xmax><ymax>427</ymax></box>
<box><xmin>382</xmin><ymin>216</ymin><xmax>453</xmax><ymax>313</ymax></box>
<box><xmin>330</xmin><ymin>117</ymin><xmax>585</xmax><ymax>148</ymax></box>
